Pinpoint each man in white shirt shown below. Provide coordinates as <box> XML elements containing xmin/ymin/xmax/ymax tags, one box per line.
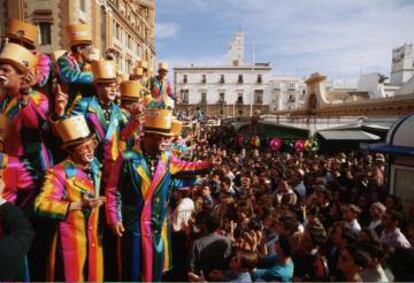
<box><xmin>380</xmin><ymin>210</ymin><xmax>411</xmax><ymax>249</ymax></box>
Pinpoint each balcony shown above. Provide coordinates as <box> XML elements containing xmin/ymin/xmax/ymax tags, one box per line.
<box><xmin>236</xmin><ymin>98</ymin><xmax>244</xmax><ymax>105</ymax></box>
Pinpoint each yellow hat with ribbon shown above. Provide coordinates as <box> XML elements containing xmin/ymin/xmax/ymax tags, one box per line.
<box><xmin>144</xmin><ymin>108</ymin><xmax>173</xmax><ymax>136</ymax></box>
<box><xmin>158</xmin><ymin>62</ymin><xmax>169</xmax><ymax>71</ymax></box>
<box><xmin>0</xmin><ymin>43</ymin><xmax>36</xmax><ymax>73</ymax></box>
<box><xmin>138</xmin><ymin>60</ymin><xmax>148</xmax><ymax>69</ymax></box>
<box><xmin>53</xmin><ymin>115</ymin><xmax>94</xmax><ymax>149</ymax></box>
<box><xmin>132</xmin><ymin>66</ymin><xmax>144</xmax><ymax>76</ymax></box>
<box><xmin>91</xmin><ymin>60</ymin><xmax>117</xmax><ymax>82</ymax></box>
<box><xmin>6</xmin><ymin>19</ymin><xmax>38</xmax><ymax>46</ymax></box>
<box><xmin>67</xmin><ymin>23</ymin><xmax>92</xmax><ymax>46</ymax></box>
<box><xmin>120</xmin><ymin>80</ymin><xmax>142</xmax><ymax>101</ymax></box>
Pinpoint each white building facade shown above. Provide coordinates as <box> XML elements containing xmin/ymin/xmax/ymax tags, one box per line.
<box><xmin>174</xmin><ymin>65</ymin><xmax>272</xmax><ymax>117</ymax></box>
<box><xmin>391</xmin><ymin>43</ymin><xmax>414</xmax><ymax>86</ymax></box>
<box><xmin>174</xmin><ymin>31</ymin><xmax>273</xmax><ymax>117</ymax></box>
<box><xmin>269</xmin><ymin>76</ymin><xmax>307</xmax><ymax>111</ymax></box>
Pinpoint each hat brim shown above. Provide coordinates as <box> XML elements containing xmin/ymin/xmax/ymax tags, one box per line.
<box><xmin>4</xmin><ymin>34</ymin><xmax>36</xmax><ymax>48</ymax></box>
<box><xmin>61</xmin><ymin>133</ymin><xmax>95</xmax><ymax>150</ymax></box>
<box><xmin>94</xmin><ymin>78</ymin><xmax>117</xmax><ymax>83</ymax></box>
<box><xmin>121</xmin><ymin>96</ymin><xmax>140</xmax><ymax>102</ymax></box>
<box><xmin>144</xmin><ymin>129</ymin><xmax>173</xmax><ymax>137</ymax></box>
<box><xmin>0</xmin><ymin>58</ymin><xmax>27</xmax><ymax>73</ymax></box>
<box><xmin>70</xmin><ymin>40</ymin><xmax>93</xmax><ymax>47</ymax></box>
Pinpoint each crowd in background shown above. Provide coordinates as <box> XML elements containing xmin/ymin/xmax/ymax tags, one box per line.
<box><xmin>164</xmin><ymin>124</ymin><xmax>414</xmax><ymax>282</ymax></box>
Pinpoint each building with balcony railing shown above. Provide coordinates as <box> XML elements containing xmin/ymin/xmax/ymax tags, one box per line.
<box><xmin>0</xmin><ymin>0</ymin><xmax>156</xmax><ymax>74</ymax></box>
<box><xmin>174</xmin><ymin>31</ymin><xmax>272</xmax><ymax>117</ymax></box>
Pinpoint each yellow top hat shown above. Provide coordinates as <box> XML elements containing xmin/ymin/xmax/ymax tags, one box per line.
<box><xmin>138</xmin><ymin>60</ymin><xmax>148</xmax><ymax>69</ymax></box>
<box><xmin>144</xmin><ymin>108</ymin><xmax>173</xmax><ymax>136</ymax></box>
<box><xmin>67</xmin><ymin>23</ymin><xmax>92</xmax><ymax>46</ymax></box>
<box><xmin>91</xmin><ymin>60</ymin><xmax>117</xmax><ymax>82</ymax></box>
<box><xmin>120</xmin><ymin>80</ymin><xmax>142</xmax><ymax>101</ymax></box>
<box><xmin>171</xmin><ymin>119</ymin><xmax>183</xmax><ymax>137</ymax></box>
<box><xmin>158</xmin><ymin>62</ymin><xmax>169</xmax><ymax>71</ymax></box>
<box><xmin>0</xmin><ymin>43</ymin><xmax>36</xmax><ymax>73</ymax></box>
<box><xmin>6</xmin><ymin>19</ymin><xmax>38</xmax><ymax>46</ymax></box>
<box><xmin>132</xmin><ymin>66</ymin><xmax>144</xmax><ymax>76</ymax></box>
<box><xmin>53</xmin><ymin>115</ymin><xmax>93</xmax><ymax>148</ymax></box>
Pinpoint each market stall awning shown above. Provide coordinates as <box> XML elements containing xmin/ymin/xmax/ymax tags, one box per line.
<box><xmin>317</xmin><ymin>130</ymin><xmax>381</xmax><ymax>141</ymax></box>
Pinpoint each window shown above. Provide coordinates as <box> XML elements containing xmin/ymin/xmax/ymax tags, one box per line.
<box><xmin>254</xmin><ymin>90</ymin><xmax>263</xmax><ymax>104</ymax></box>
<box><xmin>219</xmin><ymin>92</ymin><xmax>225</xmax><ymax>102</ymax></box>
<box><xmin>238</xmin><ymin>109</ymin><xmax>243</xmax><ymax>116</ymax></box>
<box><xmin>288</xmin><ymin>94</ymin><xmax>295</xmax><ymax>103</ymax></box>
<box><xmin>39</xmin><ymin>22</ymin><xmax>51</xmax><ymax>45</ymax></box>
<box><xmin>237</xmin><ymin>93</ymin><xmax>243</xmax><ymax>104</ymax></box>
<box><xmin>80</xmin><ymin>0</ymin><xmax>86</xmax><ymax>12</ymax></box>
<box><xmin>183</xmin><ymin>74</ymin><xmax>187</xmax><ymax>84</ymax></box>
<box><xmin>127</xmin><ymin>34</ymin><xmax>132</xmax><ymax>49</ymax></box>
<box><xmin>274</xmin><ymin>82</ymin><xmax>281</xmax><ymax>90</ymax></box>
<box><xmin>238</xmin><ymin>74</ymin><xmax>243</xmax><ymax>83</ymax></box>
<box><xmin>180</xmin><ymin>89</ymin><xmax>189</xmax><ymax>104</ymax></box>
<box><xmin>257</xmin><ymin>74</ymin><xmax>262</xmax><ymax>84</ymax></box>
<box><xmin>202</xmin><ymin>74</ymin><xmax>206</xmax><ymax>83</ymax></box>
<box><xmin>220</xmin><ymin>74</ymin><xmax>225</xmax><ymax>83</ymax></box>
<box><xmin>289</xmin><ymin>82</ymin><xmax>296</xmax><ymax>90</ymax></box>
<box><xmin>201</xmin><ymin>92</ymin><xmax>207</xmax><ymax>104</ymax></box>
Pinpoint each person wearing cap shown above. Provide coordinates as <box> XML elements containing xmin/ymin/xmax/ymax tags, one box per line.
<box><xmin>105</xmin><ymin>107</ymin><xmax>213</xmax><ymax>282</ymax></box>
<box><xmin>57</xmin><ymin>23</ymin><xmax>96</xmax><ymax>108</ymax></box>
<box><xmin>34</xmin><ymin>115</ymin><xmax>105</xmax><ymax>282</ymax></box>
<box><xmin>0</xmin><ymin>42</ymin><xmax>52</xmax><ymax>177</ymax></box>
<box><xmin>149</xmin><ymin>62</ymin><xmax>177</xmax><ymax>108</ymax></box>
<box><xmin>3</xmin><ymin>19</ymin><xmax>52</xmax><ymax>92</ymax></box>
<box><xmin>55</xmin><ymin>60</ymin><xmax>141</xmax><ymax>185</ymax></box>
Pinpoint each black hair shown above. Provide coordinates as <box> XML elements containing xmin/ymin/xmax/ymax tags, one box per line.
<box><xmin>277</xmin><ymin>235</ymin><xmax>292</xmax><ymax>257</ymax></box>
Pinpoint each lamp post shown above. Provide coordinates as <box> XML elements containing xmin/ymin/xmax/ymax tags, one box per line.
<box><xmin>250</xmin><ymin>43</ymin><xmax>255</xmax><ymax>118</ymax></box>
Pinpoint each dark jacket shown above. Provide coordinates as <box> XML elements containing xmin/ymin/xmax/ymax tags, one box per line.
<box><xmin>0</xmin><ymin>202</ymin><xmax>34</xmax><ymax>281</ymax></box>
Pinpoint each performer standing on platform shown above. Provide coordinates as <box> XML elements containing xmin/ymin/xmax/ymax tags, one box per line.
<box><xmin>149</xmin><ymin>63</ymin><xmax>176</xmax><ymax>109</ymax></box>
<box><xmin>55</xmin><ymin>60</ymin><xmax>140</xmax><ymax>184</ymax></box>
<box><xmin>57</xmin><ymin>23</ymin><xmax>96</xmax><ymax>108</ymax></box>
<box><xmin>106</xmin><ymin>107</ymin><xmax>213</xmax><ymax>282</ymax></box>
<box><xmin>0</xmin><ymin>42</ymin><xmax>51</xmax><ymax>178</ymax></box>
<box><xmin>34</xmin><ymin>115</ymin><xmax>105</xmax><ymax>282</ymax></box>
<box><xmin>3</xmin><ymin>19</ymin><xmax>52</xmax><ymax>94</ymax></box>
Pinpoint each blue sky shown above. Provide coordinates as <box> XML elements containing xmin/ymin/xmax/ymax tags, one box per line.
<box><xmin>155</xmin><ymin>0</ymin><xmax>414</xmax><ymax>81</ymax></box>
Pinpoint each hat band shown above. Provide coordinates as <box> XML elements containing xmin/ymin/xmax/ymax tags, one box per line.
<box><xmin>144</xmin><ymin>126</ymin><xmax>171</xmax><ymax>133</ymax></box>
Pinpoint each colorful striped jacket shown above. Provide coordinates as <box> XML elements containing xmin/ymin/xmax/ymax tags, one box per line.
<box><xmin>106</xmin><ymin>146</ymin><xmax>210</xmax><ymax>282</ymax></box>
<box><xmin>69</xmin><ymin>96</ymin><xmax>140</xmax><ymax>184</ymax></box>
<box><xmin>0</xmin><ymin>153</ymin><xmax>35</xmax><ymax>206</ymax></box>
<box><xmin>0</xmin><ymin>90</ymin><xmax>52</xmax><ymax>176</ymax></box>
<box><xmin>57</xmin><ymin>52</ymin><xmax>94</xmax><ymax>108</ymax></box>
<box><xmin>34</xmin><ymin>158</ymin><xmax>103</xmax><ymax>282</ymax></box>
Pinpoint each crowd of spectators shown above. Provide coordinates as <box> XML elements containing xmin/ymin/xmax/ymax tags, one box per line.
<box><xmin>166</xmin><ymin>124</ymin><xmax>414</xmax><ymax>282</ymax></box>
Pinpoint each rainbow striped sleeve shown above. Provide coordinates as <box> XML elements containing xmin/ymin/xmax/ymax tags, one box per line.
<box><xmin>169</xmin><ymin>154</ymin><xmax>211</xmax><ymax>176</ymax></box>
<box><xmin>20</xmin><ymin>92</ymin><xmax>49</xmax><ymax>128</ymax></box>
<box><xmin>34</xmin><ymin>168</ymin><xmax>70</xmax><ymax>220</ymax></box>
<box><xmin>1</xmin><ymin>154</ymin><xmax>35</xmax><ymax>203</ymax></box>
<box><xmin>35</xmin><ymin>52</ymin><xmax>51</xmax><ymax>88</ymax></box>
<box><xmin>57</xmin><ymin>55</ymin><xmax>93</xmax><ymax>85</ymax></box>
<box><xmin>105</xmin><ymin>154</ymin><xmax>124</xmax><ymax>225</ymax></box>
